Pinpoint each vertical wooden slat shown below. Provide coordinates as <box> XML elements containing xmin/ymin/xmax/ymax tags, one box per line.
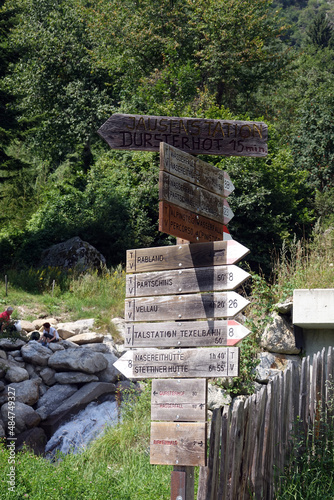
<box><xmin>218</xmin><ymin>405</ymin><xmax>231</xmax><ymax>500</ymax></box>
<box><xmin>326</xmin><ymin>347</ymin><xmax>334</xmax><ymax>420</ymax></box>
<box><xmin>197</xmin><ymin>408</ymin><xmax>222</xmax><ymax>500</ymax></box>
<box><xmin>239</xmin><ymin>395</ymin><xmax>254</xmax><ymax>500</ymax></box>
<box><xmin>229</xmin><ymin>399</ymin><xmax>246</xmax><ymax>500</ymax></box>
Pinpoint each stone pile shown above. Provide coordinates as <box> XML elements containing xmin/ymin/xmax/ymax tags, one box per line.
<box><xmin>0</xmin><ymin>318</ymin><xmax>129</xmax><ymax>455</ymax></box>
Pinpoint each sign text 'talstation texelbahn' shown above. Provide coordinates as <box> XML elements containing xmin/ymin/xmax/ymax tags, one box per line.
<box><xmin>98</xmin><ymin>113</ymin><xmax>268</xmax><ymax>157</ymax></box>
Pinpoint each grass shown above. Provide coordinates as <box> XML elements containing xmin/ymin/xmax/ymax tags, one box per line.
<box><xmin>0</xmin><ymin>265</ymin><xmax>126</xmax><ymax>338</ymax></box>
<box><xmin>0</xmin><ymin>383</ymin><xmax>173</xmax><ymax>500</ymax></box>
<box><xmin>276</xmin><ymin>383</ymin><xmax>334</xmax><ymax>499</ymax></box>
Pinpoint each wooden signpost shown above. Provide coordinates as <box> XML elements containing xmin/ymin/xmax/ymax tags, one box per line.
<box><xmin>124</xmin><ymin>319</ymin><xmax>251</xmax><ymax>348</ymax></box>
<box><xmin>98</xmin><ymin>113</ymin><xmax>268</xmax><ymax>157</ymax></box>
<box><xmin>151</xmin><ymin>379</ymin><xmax>206</xmax><ymax>422</ymax></box>
<box><xmin>159</xmin><ymin>201</ymin><xmax>231</xmax><ymax>243</ymax></box>
<box><xmin>113</xmin><ymin>347</ymin><xmax>239</xmax><ymax>379</ymax></box>
<box><xmin>159</xmin><ymin>171</ymin><xmax>234</xmax><ymax>225</ymax></box>
<box><xmin>126</xmin><ymin>239</ymin><xmax>250</xmax><ymax>273</ymax></box>
<box><xmin>160</xmin><ymin>143</ymin><xmax>234</xmax><ymax>198</ymax></box>
<box><xmin>98</xmin><ymin>110</ymin><xmax>264</xmax><ymax>499</ymax></box>
<box><xmin>126</xmin><ymin>264</ymin><xmax>250</xmax><ymax>297</ymax></box>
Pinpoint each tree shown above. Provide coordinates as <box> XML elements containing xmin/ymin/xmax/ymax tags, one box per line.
<box><xmin>307</xmin><ymin>11</ymin><xmax>334</xmax><ymax>48</ymax></box>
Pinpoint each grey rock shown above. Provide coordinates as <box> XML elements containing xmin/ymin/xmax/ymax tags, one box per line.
<box><xmin>54</xmin><ymin>372</ymin><xmax>99</xmax><ymax>384</ymax></box>
<box><xmin>260</xmin><ymin>312</ymin><xmax>300</xmax><ymax>354</ymax></box>
<box><xmin>0</xmin><ymin>349</ymin><xmax>7</xmax><ymax>359</ymax></box>
<box><xmin>57</xmin><ymin>318</ymin><xmax>95</xmax><ymax>335</ymax></box>
<box><xmin>255</xmin><ymin>352</ymin><xmax>301</xmax><ymax>383</ymax></box>
<box><xmin>39</xmin><ymin>236</ymin><xmax>106</xmax><ymax>271</ymax></box>
<box><xmin>36</xmin><ymin>384</ymin><xmax>78</xmax><ymax>420</ymax></box>
<box><xmin>21</xmin><ymin>341</ymin><xmax>52</xmax><ymax>366</ymax></box>
<box><xmin>5</xmin><ymin>366</ymin><xmax>29</xmax><ymax>383</ymax></box>
<box><xmin>0</xmin><ymin>381</ymin><xmax>5</xmax><ymax>392</ymax></box>
<box><xmin>47</xmin><ymin>381</ymin><xmax>116</xmax><ymax>419</ymax></box>
<box><xmin>1</xmin><ymin>402</ymin><xmax>41</xmax><ymax>434</ymax></box>
<box><xmin>39</xmin><ymin>367</ymin><xmax>57</xmax><ymax>386</ymax></box>
<box><xmin>8</xmin><ymin>379</ymin><xmax>40</xmax><ymax>405</ymax></box>
<box><xmin>10</xmin><ymin>350</ymin><xmax>21</xmax><ymax>357</ymax></box>
<box><xmin>207</xmin><ymin>383</ymin><xmax>232</xmax><ymax>410</ymax></box>
<box><xmin>0</xmin><ymin>418</ymin><xmax>5</xmax><ymax>437</ymax></box>
<box><xmin>81</xmin><ymin>343</ymin><xmax>110</xmax><ymax>353</ymax></box>
<box><xmin>0</xmin><ymin>338</ymin><xmax>26</xmax><ymax>351</ymax></box>
<box><xmin>47</xmin><ymin>343</ymin><xmax>65</xmax><ymax>353</ymax></box>
<box><xmin>97</xmin><ymin>352</ymin><xmax>121</xmax><ymax>383</ymax></box>
<box><xmin>276</xmin><ymin>301</ymin><xmax>293</xmax><ymax>315</ymax></box>
<box><xmin>39</xmin><ymin>382</ymin><xmax>48</xmax><ymax>398</ymax></box>
<box><xmin>70</xmin><ymin>332</ymin><xmax>104</xmax><ymax>345</ymax></box>
<box><xmin>16</xmin><ymin>427</ymin><xmax>47</xmax><ymax>455</ymax></box>
<box><xmin>48</xmin><ymin>348</ymin><xmax>108</xmax><ymax>374</ymax></box>
<box><xmin>59</xmin><ymin>340</ymin><xmax>80</xmax><ymax>349</ymax></box>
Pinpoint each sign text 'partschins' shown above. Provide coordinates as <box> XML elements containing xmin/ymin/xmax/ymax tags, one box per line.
<box><xmin>98</xmin><ymin>113</ymin><xmax>268</xmax><ymax>157</ymax></box>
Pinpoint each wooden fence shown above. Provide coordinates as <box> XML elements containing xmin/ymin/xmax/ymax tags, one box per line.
<box><xmin>197</xmin><ymin>346</ymin><xmax>334</xmax><ymax>500</ymax></box>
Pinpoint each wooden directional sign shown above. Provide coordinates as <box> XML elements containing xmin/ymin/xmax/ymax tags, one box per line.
<box><xmin>159</xmin><ymin>201</ymin><xmax>231</xmax><ymax>243</ymax></box>
<box><xmin>98</xmin><ymin>113</ymin><xmax>268</xmax><ymax>157</ymax></box>
<box><xmin>125</xmin><ymin>291</ymin><xmax>249</xmax><ymax>322</ymax></box>
<box><xmin>126</xmin><ymin>240</ymin><xmax>250</xmax><ymax>273</ymax></box>
<box><xmin>151</xmin><ymin>379</ymin><xmax>206</xmax><ymax>422</ymax></box>
<box><xmin>124</xmin><ymin>319</ymin><xmax>251</xmax><ymax>348</ymax></box>
<box><xmin>114</xmin><ymin>347</ymin><xmax>239</xmax><ymax>379</ymax></box>
<box><xmin>150</xmin><ymin>422</ymin><xmax>207</xmax><ymax>466</ymax></box>
<box><xmin>126</xmin><ymin>265</ymin><xmax>249</xmax><ymax>297</ymax></box>
<box><xmin>160</xmin><ymin>143</ymin><xmax>234</xmax><ymax>198</ymax></box>
<box><xmin>159</xmin><ymin>171</ymin><xmax>234</xmax><ymax>225</ymax></box>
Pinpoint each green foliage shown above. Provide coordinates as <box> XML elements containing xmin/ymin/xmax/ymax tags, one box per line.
<box><xmin>277</xmin><ymin>382</ymin><xmax>334</xmax><ymax>499</ymax></box>
<box><xmin>307</xmin><ymin>11</ymin><xmax>334</xmax><ymax>48</ymax></box>
<box><xmin>0</xmin><ymin>382</ymin><xmax>172</xmax><ymax>499</ymax></box>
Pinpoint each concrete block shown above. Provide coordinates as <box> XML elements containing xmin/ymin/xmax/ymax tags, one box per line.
<box><xmin>293</xmin><ymin>289</ymin><xmax>334</xmax><ymax>328</ymax></box>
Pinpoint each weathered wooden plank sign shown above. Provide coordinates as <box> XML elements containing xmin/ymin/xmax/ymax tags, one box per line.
<box><xmin>125</xmin><ymin>291</ymin><xmax>249</xmax><ymax>322</ymax></box>
<box><xmin>160</xmin><ymin>143</ymin><xmax>234</xmax><ymax>197</ymax></box>
<box><xmin>151</xmin><ymin>379</ymin><xmax>206</xmax><ymax>422</ymax></box>
<box><xmin>126</xmin><ymin>240</ymin><xmax>250</xmax><ymax>273</ymax></box>
<box><xmin>159</xmin><ymin>171</ymin><xmax>234</xmax><ymax>225</ymax></box>
<box><xmin>126</xmin><ymin>264</ymin><xmax>249</xmax><ymax>297</ymax></box>
<box><xmin>159</xmin><ymin>201</ymin><xmax>231</xmax><ymax>243</ymax></box>
<box><xmin>113</xmin><ymin>347</ymin><xmax>239</xmax><ymax>379</ymax></box>
<box><xmin>124</xmin><ymin>319</ymin><xmax>251</xmax><ymax>348</ymax></box>
<box><xmin>98</xmin><ymin>113</ymin><xmax>268</xmax><ymax>157</ymax></box>
<box><xmin>150</xmin><ymin>422</ymin><xmax>207</xmax><ymax>466</ymax></box>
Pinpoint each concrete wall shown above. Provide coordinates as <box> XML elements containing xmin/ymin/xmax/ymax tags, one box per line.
<box><xmin>293</xmin><ymin>289</ymin><xmax>334</xmax><ymax>359</ymax></box>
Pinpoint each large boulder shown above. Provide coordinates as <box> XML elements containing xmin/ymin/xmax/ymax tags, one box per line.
<box><xmin>5</xmin><ymin>366</ymin><xmax>29</xmax><ymax>383</ymax></box>
<box><xmin>21</xmin><ymin>341</ymin><xmax>52</xmax><ymax>366</ymax></box>
<box><xmin>8</xmin><ymin>379</ymin><xmax>40</xmax><ymax>406</ymax></box>
<box><xmin>57</xmin><ymin>319</ymin><xmax>95</xmax><ymax>336</ymax></box>
<box><xmin>260</xmin><ymin>312</ymin><xmax>300</xmax><ymax>355</ymax></box>
<box><xmin>54</xmin><ymin>372</ymin><xmax>99</xmax><ymax>384</ymax></box>
<box><xmin>36</xmin><ymin>384</ymin><xmax>78</xmax><ymax>420</ymax></box>
<box><xmin>39</xmin><ymin>236</ymin><xmax>106</xmax><ymax>271</ymax></box>
<box><xmin>70</xmin><ymin>332</ymin><xmax>104</xmax><ymax>345</ymax></box>
<box><xmin>97</xmin><ymin>353</ymin><xmax>121</xmax><ymax>383</ymax></box>
<box><xmin>48</xmin><ymin>348</ymin><xmax>108</xmax><ymax>374</ymax></box>
<box><xmin>1</xmin><ymin>402</ymin><xmax>41</xmax><ymax>434</ymax></box>
<box><xmin>0</xmin><ymin>339</ymin><xmax>26</xmax><ymax>351</ymax></box>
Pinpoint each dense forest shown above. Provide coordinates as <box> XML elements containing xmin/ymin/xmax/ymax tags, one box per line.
<box><xmin>1</xmin><ymin>0</ymin><xmax>334</xmax><ymax>275</ymax></box>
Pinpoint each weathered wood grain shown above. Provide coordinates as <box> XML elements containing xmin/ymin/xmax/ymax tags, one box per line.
<box><xmin>160</xmin><ymin>142</ymin><xmax>234</xmax><ymax>198</ymax></box>
<box><xmin>124</xmin><ymin>319</ymin><xmax>251</xmax><ymax>348</ymax></box>
<box><xmin>159</xmin><ymin>171</ymin><xmax>234</xmax><ymax>226</ymax></box>
<box><xmin>125</xmin><ymin>291</ymin><xmax>250</xmax><ymax>322</ymax></box>
<box><xmin>98</xmin><ymin>113</ymin><xmax>268</xmax><ymax>157</ymax></box>
<box><xmin>151</xmin><ymin>378</ymin><xmax>206</xmax><ymax>422</ymax></box>
<box><xmin>159</xmin><ymin>201</ymin><xmax>231</xmax><ymax>243</ymax></box>
<box><xmin>126</xmin><ymin>240</ymin><xmax>250</xmax><ymax>273</ymax></box>
<box><xmin>113</xmin><ymin>347</ymin><xmax>239</xmax><ymax>379</ymax></box>
<box><xmin>126</xmin><ymin>265</ymin><xmax>250</xmax><ymax>297</ymax></box>
<box><xmin>150</xmin><ymin>421</ymin><xmax>207</xmax><ymax>466</ymax></box>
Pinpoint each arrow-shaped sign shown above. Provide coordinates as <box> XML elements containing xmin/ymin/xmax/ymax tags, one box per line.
<box><xmin>160</xmin><ymin>142</ymin><xmax>234</xmax><ymax>198</ymax></box>
<box><xmin>125</xmin><ymin>291</ymin><xmax>249</xmax><ymax>322</ymax></box>
<box><xmin>113</xmin><ymin>347</ymin><xmax>239</xmax><ymax>379</ymax></box>
<box><xmin>98</xmin><ymin>113</ymin><xmax>268</xmax><ymax>157</ymax></box>
<box><xmin>159</xmin><ymin>171</ymin><xmax>234</xmax><ymax>225</ymax></box>
<box><xmin>126</xmin><ymin>240</ymin><xmax>250</xmax><ymax>273</ymax></box>
<box><xmin>126</xmin><ymin>264</ymin><xmax>250</xmax><ymax>297</ymax></box>
<box><xmin>124</xmin><ymin>319</ymin><xmax>250</xmax><ymax>348</ymax></box>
